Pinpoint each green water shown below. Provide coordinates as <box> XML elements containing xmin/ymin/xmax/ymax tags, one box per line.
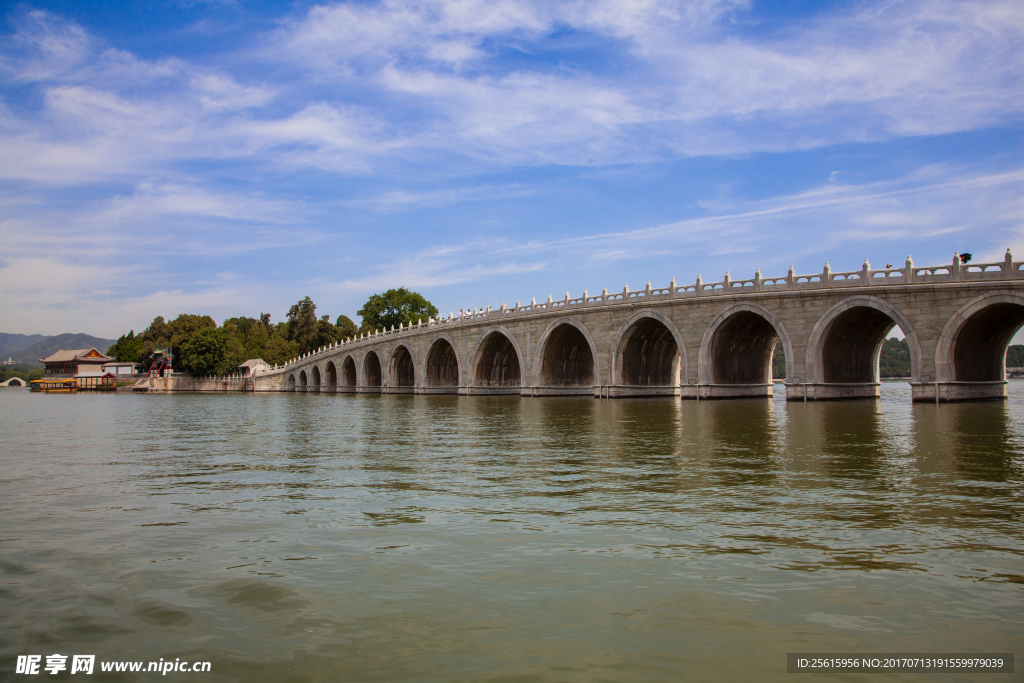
<box><xmin>1</xmin><ymin>383</ymin><xmax>1021</xmax><ymax>681</ymax></box>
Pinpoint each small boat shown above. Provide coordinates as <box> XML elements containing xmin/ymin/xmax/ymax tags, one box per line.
<box><xmin>29</xmin><ymin>378</ymin><xmax>80</xmax><ymax>393</ymax></box>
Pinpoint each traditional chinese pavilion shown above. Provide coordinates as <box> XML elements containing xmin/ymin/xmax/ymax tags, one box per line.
<box><xmin>40</xmin><ymin>348</ymin><xmax>115</xmax><ymax>378</ymax></box>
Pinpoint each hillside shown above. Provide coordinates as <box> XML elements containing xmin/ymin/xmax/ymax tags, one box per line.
<box><xmin>0</xmin><ymin>333</ymin><xmax>50</xmax><ymax>358</ymax></box>
<box><xmin>8</xmin><ymin>333</ymin><xmax>119</xmax><ymax>367</ymax></box>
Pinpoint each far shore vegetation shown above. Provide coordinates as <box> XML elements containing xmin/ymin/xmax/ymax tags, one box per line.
<box><xmin>105</xmin><ymin>288</ymin><xmax>438</xmax><ymax>377</ymax></box>
<box><xmin>0</xmin><ymin>364</ymin><xmax>44</xmax><ymax>383</ymax></box>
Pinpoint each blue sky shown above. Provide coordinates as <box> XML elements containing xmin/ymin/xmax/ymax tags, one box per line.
<box><xmin>1</xmin><ymin>0</ymin><xmax>1021</xmax><ymax>338</ymax></box>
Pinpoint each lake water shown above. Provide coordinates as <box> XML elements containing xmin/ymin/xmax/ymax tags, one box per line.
<box><xmin>1</xmin><ymin>383</ymin><xmax>1021</xmax><ymax>681</ymax></box>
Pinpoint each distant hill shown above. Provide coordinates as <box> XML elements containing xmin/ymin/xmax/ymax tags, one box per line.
<box><xmin>8</xmin><ymin>333</ymin><xmax>119</xmax><ymax>367</ymax></box>
<box><xmin>0</xmin><ymin>333</ymin><xmax>50</xmax><ymax>359</ymax></box>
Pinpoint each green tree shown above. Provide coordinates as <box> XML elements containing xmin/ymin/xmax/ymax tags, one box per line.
<box><xmin>772</xmin><ymin>343</ymin><xmax>786</xmax><ymax>379</ymax></box>
<box><xmin>286</xmin><ymin>297</ymin><xmax>344</xmax><ymax>353</ymax></box>
<box><xmin>134</xmin><ymin>314</ymin><xmax>217</xmax><ymax>371</ymax></box>
<box><xmin>136</xmin><ymin>316</ymin><xmax>170</xmax><ymax>371</ymax></box>
<box><xmin>879</xmin><ymin>338</ymin><xmax>911</xmax><ymax>378</ymax></box>
<box><xmin>0</xmin><ymin>366</ymin><xmax>43</xmax><ymax>383</ymax></box>
<box><xmin>107</xmin><ymin>330</ymin><xmax>144</xmax><ymax>363</ymax></box>
<box><xmin>180</xmin><ymin>327</ymin><xmax>227</xmax><ymax>376</ymax></box>
<box><xmin>166</xmin><ymin>314</ymin><xmax>217</xmax><ymax>370</ymax></box>
<box><xmin>287</xmin><ymin>296</ymin><xmax>320</xmax><ymax>354</ymax></box>
<box><xmin>263</xmin><ymin>335</ymin><xmax>300</xmax><ymax>366</ymax></box>
<box><xmin>221</xmin><ymin>316</ymin><xmax>273</xmax><ymax>372</ymax></box>
<box><xmin>336</xmin><ymin>314</ymin><xmax>358</xmax><ymax>338</ymax></box>
<box><xmin>1007</xmin><ymin>344</ymin><xmax>1024</xmax><ymax>368</ymax></box>
<box><xmin>316</xmin><ymin>314</ymin><xmax>342</xmax><ymax>348</ymax></box>
<box><xmin>357</xmin><ymin>287</ymin><xmax>438</xmax><ymax>332</ymax></box>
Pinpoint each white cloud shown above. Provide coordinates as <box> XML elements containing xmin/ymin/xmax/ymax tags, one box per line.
<box><xmin>1</xmin><ymin>1</ymin><xmax>1019</xmax><ymax>185</ymax></box>
<box><xmin>0</xmin><ymin>2</ymin><xmax>1021</xmax><ymax>335</ymax></box>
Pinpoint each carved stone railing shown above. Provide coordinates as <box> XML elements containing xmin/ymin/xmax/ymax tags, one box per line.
<box><xmin>268</xmin><ymin>250</ymin><xmax>1019</xmax><ymax>371</ymax></box>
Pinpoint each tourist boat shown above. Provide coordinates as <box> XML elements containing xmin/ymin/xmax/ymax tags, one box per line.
<box><xmin>29</xmin><ymin>378</ymin><xmax>80</xmax><ymax>393</ymax></box>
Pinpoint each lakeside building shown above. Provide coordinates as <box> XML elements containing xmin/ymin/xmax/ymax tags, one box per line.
<box><xmin>102</xmin><ymin>361</ymin><xmax>139</xmax><ymax>376</ymax></box>
<box><xmin>40</xmin><ymin>348</ymin><xmax>115</xmax><ymax>378</ymax></box>
<box><xmin>237</xmin><ymin>359</ymin><xmax>269</xmax><ymax>375</ymax></box>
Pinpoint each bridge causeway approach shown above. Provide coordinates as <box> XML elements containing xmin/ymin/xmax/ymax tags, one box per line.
<box><xmin>253</xmin><ymin>252</ymin><xmax>1024</xmax><ymax>402</ymax></box>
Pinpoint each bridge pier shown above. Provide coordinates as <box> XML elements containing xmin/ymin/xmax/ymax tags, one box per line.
<box><xmin>527</xmin><ymin>386</ymin><xmax>595</xmax><ymax>397</ymax></box>
<box><xmin>416</xmin><ymin>386</ymin><xmax>460</xmax><ymax>395</ymax></box>
<box><xmin>606</xmin><ymin>385</ymin><xmax>680</xmax><ymax>398</ymax></box>
<box><xmin>461</xmin><ymin>386</ymin><xmax>520</xmax><ymax>395</ymax></box>
<box><xmin>786</xmin><ymin>382</ymin><xmax>880</xmax><ymax>401</ymax></box>
<box><xmin>680</xmin><ymin>383</ymin><xmax>774</xmax><ymax>400</ymax></box>
<box><xmin>911</xmin><ymin>381</ymin><xmax>1008</xmax><ymax>402</ymax></box>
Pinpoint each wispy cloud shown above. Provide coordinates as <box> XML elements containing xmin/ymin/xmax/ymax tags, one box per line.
<box><xmin>309</xmin><ymin>167</ymin><xmax>1024</xmax><ymax>297</ymax></box>
<box><xmin>1</xmin><ymin>1</ymin><xmax>1020</xmax><ymax>184</ymax></box>
<box><xmin>0</xmin><ymin>2</ymin><xmax>1020</xmax><ymax>335</ymax></box>
<box><xmin>0</xmin><ymin>163</ymin><xmax>1018</xmax><ymax>335</ymax></box>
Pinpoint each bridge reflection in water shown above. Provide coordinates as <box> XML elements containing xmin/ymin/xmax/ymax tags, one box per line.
<box><xmin>252</xmin><ymin>252</ymin><xmax>1024</xmax><ymax>402</ymax></box>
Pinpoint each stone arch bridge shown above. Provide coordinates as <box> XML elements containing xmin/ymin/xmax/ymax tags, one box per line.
<box><xmin>255</xmin><ymin>252</ymin><xmax>1024</xmax><ymax>402</ymax></box>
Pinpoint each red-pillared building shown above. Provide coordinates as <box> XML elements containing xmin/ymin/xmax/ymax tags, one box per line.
<box><xmin>40</xmin><ymin>348</ymin><xmax>115</xmax><ymax>378</ymax></box>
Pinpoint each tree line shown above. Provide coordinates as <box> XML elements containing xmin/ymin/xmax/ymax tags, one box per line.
<box><xmin>106</xmin><ymin>288</ymin><xmax>438</xmax><ymax>376</ymax></box>
<box><xmin>0</xmin><ymin>366</ymin><xmax>44</xmax><ymax>383</ymax></box>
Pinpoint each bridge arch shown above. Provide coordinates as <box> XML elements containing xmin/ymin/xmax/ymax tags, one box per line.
<box><xmin>935</xmin><ymin>292</ymin><xmax>1024</xmax><ymax>382</ymax></box>
<box><xmin>287</xmin><ymin>373</ymin><xmax>296</xmax><ymax>391</ymax></box>
<box><xmin>388</xmin><ymin>344</ymin><xmax>415</xmax><ymax>387</ymax></box>
<box><xmin>363</xmin><ymin>351</ymin><xmax>382</xmax><ymax>388</ymax></box>
<box><xmin>324</xmin><ymin>361</ymin><xmax>337</xmax><ymax>387</ymax></box>
<box><xmin>2</xmin><ymin>377</ymin><xmax>26</xmax><ymax>387</ymax></box>
<box><xmin>341</xmin><ymin>355</ymin><xmax>357</xmax><ymax>387</ymax></box>
<box><xmin>298</xmin><ymin>369</ymin><xmax>308</xmax><ymax>389</ymax></box>
<box><xmin>471</xmin><ymin>325</ymin><xmax>524</xmax><ymax>388</ymax></box>
<box><xmin>311</xmin><ymin>365</ymin><xmax>322</xmax><ymax>390</ymax></box>
<box><xmin>611</xmin><ymin>309</ymin><xmax>687</xmax><ymax>386</ymax></box>
<box><xmin>425</xmin><ymin>335</ymin><xmax>460</xmax><ymax>387</ymax></box>
<box><xmin>698</xmin><ymin>303</ymin><xmax>794</xmax><ymax>385</ymax></box>
<box><xmin>806</xmin><ymin>295</ymin><xmax>921</xmax><ymax>384</ymax></box>
<box><xmin>534</xmin><ymin>317</ymin><xmax>598</xmax><ymax>387</ymax></box>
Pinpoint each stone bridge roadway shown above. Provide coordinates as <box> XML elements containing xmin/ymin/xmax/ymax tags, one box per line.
<box><xmin>255</xmin><ymin>252</ymin><xmax>1024</xmax><ymax>402</ymax></box>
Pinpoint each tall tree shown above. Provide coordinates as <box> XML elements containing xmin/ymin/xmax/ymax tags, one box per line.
<box><xmin>136</xmin><ymin>316</ymin><xmax>170</xmax><ymax>370</ymax></box>
<box><xmin>287</xmin><ymin>296</ymin><xmax>320</xmax><ymax>354</ymax></box>
<box><xmin>107</xmin><ymin>331</ymin><xmax>143</xmax><ymax>363</ymax></box>
<box><xmin>167</xmin><ymin>314</ymin><xmax>217</xmax><ymax>369</ymax></box>
<box><xmin>180</xmin><ymin>327</ymin><xmax>227</xmax><ymax>376</ymax></box>
<box><xmin>222</xmin><ymin>316</ymin><xmax>272</xmax><ymax>372</ymax></box>
<box><xmin>336</xmin><ymin>315</ymin><xmax>358</xmax><ymax>338</ymax></box>
<box><xmin>316</xmin><ymin>314</ymin><xmax>342</xmax><ymax>349</ymax></box>
<box><xmin>357</xmin><ymin>287</ymin><xmax>439</xmax><ymax>331</ymax></box>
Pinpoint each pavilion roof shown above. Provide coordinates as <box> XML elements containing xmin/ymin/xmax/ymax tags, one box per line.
<box><xmin>40</xmin><ymin>348</ymin><xmax>115</xmax><ymax>363</ymax></box>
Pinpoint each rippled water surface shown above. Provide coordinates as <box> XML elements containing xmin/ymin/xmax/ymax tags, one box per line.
<box><xmin>1</xmin><ymin>383</ymin><xmax>1022</xmax><ymax>681</ymax></box>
